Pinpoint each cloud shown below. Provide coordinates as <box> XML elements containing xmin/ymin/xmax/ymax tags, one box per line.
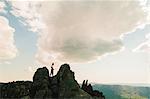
<box><xmin>132</xmin><ymin>0</ymin><xmax>150</xmax><ymax>52</ymax></box>
<box><xmin>10</xmin><ymin>1</ymin><xmax>45</xmax><ymax>32</ymax></box>
<box><xmin>10</xmin><ymin>1</ymin><xmax>147</xmax><ymax>63</ymax></box>
<box><xmin>133</xmin><ymin>33</ymin><xmax>150</xmax><ymax>53</ymax></box>
<box><xmin>133</xmin><ymin>33</ymin><xmax>150</xmax><ymax>65</ymax></box>
<box><xmin>0</xmin><ymin>16</ymin><xmax>18</xmax><ymax>62</ymax></box>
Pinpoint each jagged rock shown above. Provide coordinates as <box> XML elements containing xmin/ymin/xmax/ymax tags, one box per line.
<box><xmin>56</xmin><ymin>64</ymin><xmax>91</xmax><ymax>98</ymax></box>
<box><xmin>82</xmin><ymin>80</ymin><xmax>105</xmax><ymax>99</ymax></box>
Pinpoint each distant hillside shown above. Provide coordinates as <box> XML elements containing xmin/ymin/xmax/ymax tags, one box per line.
<box><xmin>93</xmin><ymin>84</ymin><xmax>150</xmax><ymax>99</ymax></box>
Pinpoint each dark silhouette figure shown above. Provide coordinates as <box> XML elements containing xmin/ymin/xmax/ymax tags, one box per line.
<box><xmin>50</xmin><ymin>63</ymin><xmax>54</xmax><ymax>77</ymax></box>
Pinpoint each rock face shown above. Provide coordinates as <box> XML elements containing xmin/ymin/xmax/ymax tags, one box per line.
<box><xmin>0</xmin><ymin>63</ymin><xmax>105</xmax><ymax>99</ymax></box>
<box><xmin>53</xmin><ymin>64</ymin><xmax>91</xmax><ymax>98</ymax></box>
<box><xmin>30</xmin><ymin>67</ymin><xmax>52</xmax><ymax>98</ymax></box>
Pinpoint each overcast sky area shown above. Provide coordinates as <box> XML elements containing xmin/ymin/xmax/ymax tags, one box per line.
<box><xmin>0</xmin><ymin>0</ymin><xmax>150</xmax><ymax>84</ymax></box>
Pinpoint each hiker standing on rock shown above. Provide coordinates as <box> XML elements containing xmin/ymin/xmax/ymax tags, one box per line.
<box><xmin>50</xmin><ymin>63</ymin><xmax>54</xmax><ymax>77</ymax></box>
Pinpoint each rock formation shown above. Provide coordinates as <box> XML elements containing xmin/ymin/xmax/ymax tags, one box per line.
<box><xmin>30</xmin><ymin>64</ymin><xmax>91</xmax><ymax>99</ymax></box>
<box><xmin>0</xmin><ymin>63</ymin><xmax>105</xmax><ymax>99</ymax></box>
<box><xmin>30</xmin><ymin>67</ymin><xmax>52</xmax><ymax>98</ymax></box>
<box><xmin>82</xmin><ymin>80</ymin><xmax>105</xmax><ymax>99</ymax></box>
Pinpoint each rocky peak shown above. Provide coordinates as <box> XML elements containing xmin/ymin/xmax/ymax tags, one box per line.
<box><xmin>33</xmin><ymin>67</ymin><xmax>49</xmax><ymax>82</ymax></box>
<box><xmin>56</xmin><ymin>64</ymin><xmax>82</xmax><ymax>98</ymax></box>
<box><xmin>0</xmin><ymin>63</ymin><xmax>105</xmax><ymax>99</ymax></box>
<box><xmin>30</xmin><ymin>67</ymin><xmax>52</xmax><ymax>98</ymax></box>
<box><xmin>56</xmin><ymin>64</ymin><xmax>75</xmax><ymax>83</ymax></box>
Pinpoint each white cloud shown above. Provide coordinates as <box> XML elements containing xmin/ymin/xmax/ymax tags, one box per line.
<box><xmin>133</xmin><ymin>33</ymin><xmax>150</xmax><ymax>67</ymax></box>
<box><xmin>10</xmin><ymin>1</ymin><xmax>45</xmax><ymax>32</ymax></box>
<box><xmin>0</xmin><ymin>16</ymin><xmax>18</xmax><ymax>61</ymax></box>
<box><xmin>133</xmin><ymin>33</ymin><xmax>150</xmax><ymax>53</ymax></box>
<box><xmin>10</xmin><ymin>1</ymin><xmax>148</xmax><ymax>63</ymax></box>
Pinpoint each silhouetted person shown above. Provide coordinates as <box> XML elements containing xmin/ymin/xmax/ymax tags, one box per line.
<box><xmin>50</xmin><ymin>63</ymin><xmax>54</xmax><ymax>77</ymax></box>
<box><xmin>52</xmin><ymin>62</ymin><xmax>54</xmax><ymax>66</ymax></box>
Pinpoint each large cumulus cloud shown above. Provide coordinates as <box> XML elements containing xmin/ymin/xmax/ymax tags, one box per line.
<box><xmin>0</xmin><ymin>1</ymin><xmax>18</xmax><ymax>62</ymax></box>
<box><xmin>10</xmin><ymin>0</ymin><xmax>147</xmax><ymax>63</ymax></box>
<box><xmin>0</xmin><ymin>16</ymin><xmax>18</xmax><ymax>62</ymax></box>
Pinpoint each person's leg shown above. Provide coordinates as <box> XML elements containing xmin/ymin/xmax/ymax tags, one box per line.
<box><xmin>52</xmin><ymin>72</ymin><xmax>53</xmax><ymax>76</ymax></box>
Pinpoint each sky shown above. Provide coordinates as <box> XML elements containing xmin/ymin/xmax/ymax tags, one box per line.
<box><xmin>0</xmin><ymin>0</ymin><xmax>150</xmax><ymax>84</ymax></box>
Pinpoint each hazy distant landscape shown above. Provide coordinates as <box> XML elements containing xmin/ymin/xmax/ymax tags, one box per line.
<box><xmin>93</xmin><ymin>84</ymin><xmax>150</xmax><ymax>99</ymax></box>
